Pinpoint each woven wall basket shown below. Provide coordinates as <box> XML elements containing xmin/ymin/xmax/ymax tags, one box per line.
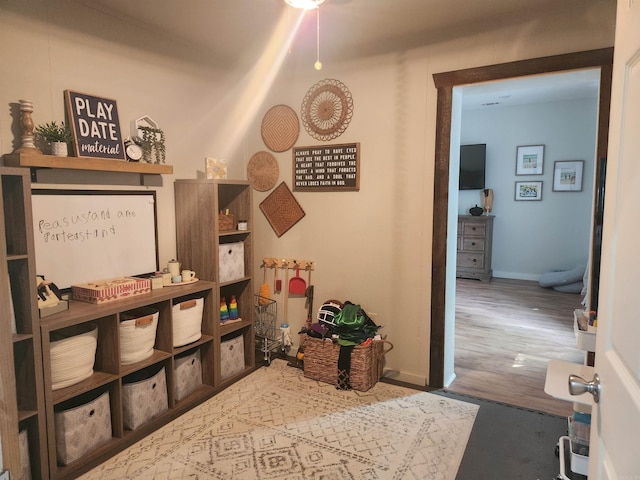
<box><xmin>261</xmin><ymin>104</ymin><xmax>299</xmax><ymax>152</ymax></box>
<box><xmin>303</xmin><ymin>337</ymin><xmax>393</xmax><ymax>391</ymax></box>
<box><xmin>247</xmin><ymin>151</ymin><xmax>279</xmax><ymax>191</ymax></box>
<box><xmin>259</xmin><ymin>181</ymin><xmax>305</xmax><ymax>237</ymax></box>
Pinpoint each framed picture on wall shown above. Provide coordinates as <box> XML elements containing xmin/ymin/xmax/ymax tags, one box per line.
<box><xmin>515</xmin><ymin>181</ymin><xmax>543</xmax><ymax>201</ymax></box>
<box><xmin>515</xmin><ymin>145</ymin><xmax>544</xmax><ymax>175</ymax></box>
<box><xmin>553</xmin><ymin>160</ymin><xmax>584</xmax><ymax>192</ymax></box>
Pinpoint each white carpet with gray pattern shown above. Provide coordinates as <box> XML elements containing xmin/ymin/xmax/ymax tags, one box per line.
<box><xmin>81</xmin><ymin>359</ymin><xmax>478</xmax><ymax>479</ymax></box>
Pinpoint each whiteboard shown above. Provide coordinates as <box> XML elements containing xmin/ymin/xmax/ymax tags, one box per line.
<box><xmin>31</xmin><ymin>190</ymin><xmax>158</xmax><ymax>290</ymax></box>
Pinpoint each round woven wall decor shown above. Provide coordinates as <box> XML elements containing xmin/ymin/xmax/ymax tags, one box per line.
<box><xmin>247</xmin><ymin>151</ymin><xmax>279</xmax><ymax>191</ymax></box>
<box><xmin>261</xmin><ymin>104</ymin><xmax>300</xmax><ymax>152</ymax></box>
<box><xmin>301</xmin><ymin>78</ymin><xmax>353</xmax><ymax>141</ymax></box>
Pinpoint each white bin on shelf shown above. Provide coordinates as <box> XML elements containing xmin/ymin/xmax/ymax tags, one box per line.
<box><xmin>120</xmin><ymin>307</ymin><xmax>159</xmax><ymax>365</ymax></box>
<box><xmin>50</xmin><ymin>324</ymin><xmax>98</xmax><ymax>390</ymax></box>
<box><xmin>172</xmin><ymin>297</ymin><xmax>204</xmax><ymax>347</ymax></box>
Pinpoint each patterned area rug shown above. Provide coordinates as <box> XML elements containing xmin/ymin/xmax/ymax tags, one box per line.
<box><xmin>81</xmin><ymin>360</ymin><xmax>478</xmax><ymax>480</ymax></box>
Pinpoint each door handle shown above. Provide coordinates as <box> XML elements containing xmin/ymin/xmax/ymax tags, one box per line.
<box><xmin>568</xmin><ymin>373</ymin><xmax>601</xmax><ymax>403</ymax></box>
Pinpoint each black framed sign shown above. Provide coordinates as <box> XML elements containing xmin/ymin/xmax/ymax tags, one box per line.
<box><xmin>293</xmin><ymin>143</ymin><xmax>360</xmax><ymax>192</ymax></box>
<box><xmin>64</xmin><ymin>90</ymin><xmax>126</xmax><ymax>160</ymax></box>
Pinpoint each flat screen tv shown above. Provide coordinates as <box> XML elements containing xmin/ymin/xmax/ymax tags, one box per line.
<box><xmin>459</xmin><ymin>143</ymin><xmax>486</xmax><ymax>190</ymax></box>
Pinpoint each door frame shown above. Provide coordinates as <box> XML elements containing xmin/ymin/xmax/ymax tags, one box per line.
<box><xmin>429</xmin><ymin>48</ymin><xmax>614</xmax><ymax>387</ymax></box>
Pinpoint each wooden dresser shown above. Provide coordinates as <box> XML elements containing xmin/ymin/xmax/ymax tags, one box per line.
<box><xmin>456</xmin><ymin>215</ymin><xmax>494</xmax><ymax>282</ymax></box>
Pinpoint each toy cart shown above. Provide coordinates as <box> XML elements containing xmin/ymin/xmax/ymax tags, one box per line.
<box><xmin>254</xmin><ymin>294</ymin><xmax>281</xmax><ymax>365</ymax></box>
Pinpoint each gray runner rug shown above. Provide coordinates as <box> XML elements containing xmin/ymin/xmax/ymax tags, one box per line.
<box><xmin>433</xmin><ymin>390</ymin><xmax>574</xmax><ymax>480</ymax></box>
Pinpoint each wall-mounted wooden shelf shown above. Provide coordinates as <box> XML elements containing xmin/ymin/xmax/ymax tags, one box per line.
<box><xmin>3</xmin><ymin>153</ymin><xmax>173</xmax><ymax>175</ymax></box>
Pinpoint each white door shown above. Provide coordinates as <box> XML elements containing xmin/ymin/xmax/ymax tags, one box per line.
<box><xmin>587</xmin><ymin>1</ymin><xmax>640</xmax><ymax>478</ymax></box>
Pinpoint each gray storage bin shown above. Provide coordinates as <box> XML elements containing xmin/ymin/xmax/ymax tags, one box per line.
<box><xmin>122</xmin><ymin>365</ymin><xmax>168</xmax><ymax>430</ymax></box>
<box><xmin>54</xmin><ymin>390</ymin><xmax>112</xmax><ymax>465</ymax></box>
<box><xmin>174</xmin><ymin>349</ymin><xmax>202</xmax><ymax>401</ymax></box>
<box><xmin>18</xmin><ymin>427</ymin><xmax>31</xmax><ymax>480</ymax></box>
<box><xmin>221</xmin><ymin>334</ymin><xmax>245</xmax><ymax>380</ymax></box>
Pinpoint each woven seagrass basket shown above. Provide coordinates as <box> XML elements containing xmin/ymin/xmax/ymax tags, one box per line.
<box><xmin>302</xmin><ymin>337</ymin><xmax>393</xmax><ymax>391</ymax></box>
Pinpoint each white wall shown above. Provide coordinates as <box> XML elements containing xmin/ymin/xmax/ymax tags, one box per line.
<box><xmin>458</xmin><ymin>98</ymin><xmax>598</xmax><ymax>280</ymax></box>
<box><xmin>0</xmin><ymin>0</ymin><xmax>616</xmax><ymax>385</ymax></box>
<box><xmin>0</xmin><ymin>0</ymin><xmax>251</xmax><ymax>272</ymax></box>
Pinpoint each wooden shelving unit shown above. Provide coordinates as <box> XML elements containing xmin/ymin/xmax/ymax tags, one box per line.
<box><xmin>3</xmin><ymin>153</ymin><xmax>173</xmax><ymax>175</ymax></box>
<box><xmin>0</xmin><ymin>162</ymin><xmax>261</xmax><ymax>478</ymax></box>
<box><xmin>1</xmin><ymin>166</ymin><xmax>48</xmax><ymax>479</ymax></box>
<box><xmin>174</xmin><ymin>179</ymin><xmax>255</xmax><ymax>384</ymax></box>
<box><xmin>41</xmin><ymin>281</ymin><xmax>217</xmax><ymax>479</ymax></box>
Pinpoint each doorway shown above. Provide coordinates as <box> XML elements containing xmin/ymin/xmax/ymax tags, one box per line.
<box><xmin>428</xmin><ymin>48</ymin><xmax>614</xmax><ymax>388</ymax></box>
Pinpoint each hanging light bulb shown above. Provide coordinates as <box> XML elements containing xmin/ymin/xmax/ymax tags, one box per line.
<box><xmin>314</xmin><ymin>6</ymin><xmax>322</xmax><ymax>70</ymax></box>
<box><xmin>284</xmin><ymin>0</ymin><xmax>325</xmax><ymax>10</ymax></box>
<box><xmin>284</xmin><ymin>0</ymin><xmax>326</xmax><ymax>69</ymax></box>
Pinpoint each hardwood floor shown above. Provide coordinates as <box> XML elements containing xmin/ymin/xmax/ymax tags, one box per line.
<box><xmin>449</xmin><ymin>277</ymin><xmax>586</xmax><ymax>417</ymax></box>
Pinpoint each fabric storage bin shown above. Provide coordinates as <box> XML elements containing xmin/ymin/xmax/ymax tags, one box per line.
<box><xmin>122</xmin><ymin>365</ymin><xmax>168</xmax><ymax>430</ymax></box>
<box><xmin>303</xmin><ymin>337</ymin><xmax>393</xmax><ymax>391</ymax></box>
<box><xmin>174</xmin><ymin>349</ymin><xmax>202</xmax><ymax>401</ymax></box>
<box><xmin>50</xmin><ymin>324</ymin><xmax>98</xmax><ymax>390</ymax></box>
<box><xmin>18</xmin><ymin>427</ymin><xmax>31</xmax><ymax>480</ymax></box>
<box><xmin>220</xmin><ymin>334</ymin><xmax>245</xmax><ymax>380</ymax></box>
<box><xmin>172</xmin><ymin>297</ymin><xmax>204</xmax><ymax>347</ymax></box>
<box><xmin>120</xmin><ymin>307</ymin><xmax>159</xmax><ymax>365</ymax></box>
<box><xmin>219</xmin><ymin>241</ymin><xmax>245</xmax><ymax>283</ymax></box>
<box><xmin>54</xmin><ymin>390</ymin><xmax>112</xmax><ymax>465</ymax></box>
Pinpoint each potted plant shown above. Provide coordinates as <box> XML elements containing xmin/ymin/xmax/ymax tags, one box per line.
<box><xmin>139</xmin><ymin>125</ymin><xmax>166</xmax><ymax>164</ymax></box>
<box><xmin>34</xmin><ymin>121</ymin><xmax>72</xmax><ymax>156</ymax></box>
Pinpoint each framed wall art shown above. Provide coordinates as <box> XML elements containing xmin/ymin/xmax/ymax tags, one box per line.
<box><xmin>515</xmin><ymin>145</ymin><xmax>544</xmax><ymax>175</ymax></box>
<box><xmin>553</xmin><ymin>160</ymin><xmax>584</xmax><ymax>192</ymax></box>
<box><xmin>515</xmin><ymin>181</ymin><xmax>543</xmax><ymax>201</ymax></box>
<box><xmin>64</xmin><ymin>90</ymin><xmax>125</xmax><ymax>160</ymax></box>
<box><xmin>293</xmin><ymin>143</ymin><xmax>360</xmax><ymax>192</ymax></box>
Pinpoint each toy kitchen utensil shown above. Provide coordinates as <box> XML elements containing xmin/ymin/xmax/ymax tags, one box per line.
<box><xmin>289</xmin><ymin>266</ymin><xmax>306</xmax><ymax>295</ymax></box>
<box><xmin>167</xmin><ymin>259</ymin><xmax>180</xmax><ymax>277</ymax></box>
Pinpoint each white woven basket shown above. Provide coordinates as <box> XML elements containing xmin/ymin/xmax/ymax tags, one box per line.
<box><xmin>120</xmin><ymin>307</ymin><xmax>159</xmax><ymax>365</ymax></box>
<box><xmin>172</xmin><ymin>297</ymin><xmax>203</xmax><ymax>347</ymax></box>
<box><xmin>50</xmin><ymin>324</ymin><xmax>98</xmax><ymax>390</ymax></box>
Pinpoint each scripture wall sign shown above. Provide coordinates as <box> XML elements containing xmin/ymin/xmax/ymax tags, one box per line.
<box><xmin>293</xmin><ymin>143</ymin><xmax>360</xmax><ymax>192</ymax></box>
<box><xmin>64</xmin><ymin>90</ymin><xmax>125</xmax><ymax>160</ymax></box>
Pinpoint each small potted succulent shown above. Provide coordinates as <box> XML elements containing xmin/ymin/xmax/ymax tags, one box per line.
<box><xmin>34</xmin><ymin>121</ymin><xmax>72</xmax><ymax>156</ymax></box>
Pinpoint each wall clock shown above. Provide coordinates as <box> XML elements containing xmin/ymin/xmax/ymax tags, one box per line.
<box><xmin>301</xmin><ymin>78</ymin><xmax>353</xmax><ymax>141</ymax></box>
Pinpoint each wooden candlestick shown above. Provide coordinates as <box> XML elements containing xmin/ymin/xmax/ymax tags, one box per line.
<box><xmin>14</xmin><ymin>99</ymin><xmax>42</xmax><ymax>154</ymax></box>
